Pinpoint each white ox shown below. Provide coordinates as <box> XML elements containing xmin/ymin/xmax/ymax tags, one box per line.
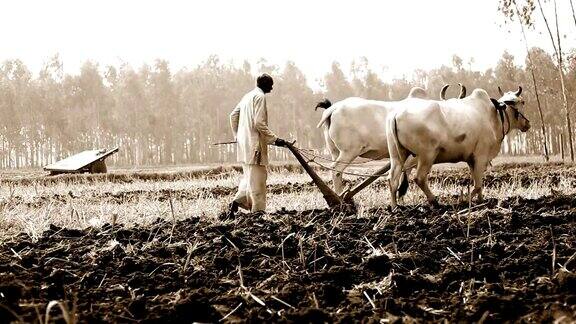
<box><xmin>316</xmin><ymin>85</ymin><xmax>466</xmax><ymax>196</ymax></box>
<box><xmin>386</xmin><ymin>87</ymin><xmax>530</xmax><ymax>208</ymax></box>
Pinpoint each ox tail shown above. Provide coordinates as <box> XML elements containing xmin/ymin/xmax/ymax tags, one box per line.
<box><xmin>316</xmin><ymin>99</ymin><xmax>335</xmax><ymax>128</ymax></box>
<box><xmin>398</xmin><ymin>171</ymin><xmax>409</xmax><ymax>198</ymax></box>
<box><xmin>387</xmin><ymin>113</ymin><xmax>410</xmax><ymax>198</ymax></box>
<box><xmin>393</xmin><ymin>116</ymin><xmax>410</xmax><ymax>198</ymax></box>
<box><xmin>390</xmin><ymin>114</ymin><xmax>403</xmax><ymax>164</ymax></box>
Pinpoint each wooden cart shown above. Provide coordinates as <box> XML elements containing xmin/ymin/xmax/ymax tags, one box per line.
<box><xmin>44</xmin><ymin>147</ymin><xmax>120</xmax><ymax>175</ymax></box>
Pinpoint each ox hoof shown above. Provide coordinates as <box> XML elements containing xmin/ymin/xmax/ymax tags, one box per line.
<box><xmin>218</xmin><ymin>211</ymin><xmax>235</xmax><ymax>221</ymax></box>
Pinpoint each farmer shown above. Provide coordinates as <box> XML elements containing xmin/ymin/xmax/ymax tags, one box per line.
<box><xmin>225</xmin><ymin>73</ymin><xmax>288</xmax><ymax>218</ymax></box>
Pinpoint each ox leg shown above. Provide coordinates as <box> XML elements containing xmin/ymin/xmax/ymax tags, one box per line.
<box><xmin>328</xmin><ymin>146</ymin><xmax>344</xmax><ymax>195</ymax></box>
<box><xmin>468</xmin><ymin>159</ymin><xmax>488</xmax><ymax>202</ymax></box>
<box><xmin>388</xmin><ymin>160</ymin><xmax>403</xmax><ymax>209</ymax></box>
<box><xmin>414</xmin><ymin>154</ymin><xmax>438</xmax><ymax>207</ymax></box>
<box><xmin>325</xmin><ymin>130</ymin><xmax>343</xmax><ymax>194</ymax></box>
<box><xmin>331</xmin><ymin>164</ymin><xmax>344</xmax><ymax>196</ymax></box>
<box><xmin>403</xmin><ymin>155</ymin><xmax>417</xmax><ymax>178</ymax></box>
<box><xmin>331</xmin><ymin>150</ymin><xmax>359</xmax><ymax>195</ymax></box>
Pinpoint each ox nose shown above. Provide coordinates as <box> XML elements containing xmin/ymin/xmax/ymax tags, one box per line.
<box><xmin>523</xmin><ymin>120</ymin><xmax>531</xmax><ymax>132</ymax></box>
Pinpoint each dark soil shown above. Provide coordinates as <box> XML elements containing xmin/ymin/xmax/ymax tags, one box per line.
<box><xmin>1</xmin><ymin>192</ymin><xmax>575</xmax><ymax>322</ymax></box>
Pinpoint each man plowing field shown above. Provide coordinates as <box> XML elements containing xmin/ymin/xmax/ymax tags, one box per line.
<box><xmin>225</xmin><ymin>74</ymin><xmax>288</xmax><ymax>218</ymax></box>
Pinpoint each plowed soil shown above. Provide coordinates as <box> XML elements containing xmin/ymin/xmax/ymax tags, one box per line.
<box><xmin>1</xmin><ymin>189</ymin><xmax>575</xmax><ymax>322</ymax></box>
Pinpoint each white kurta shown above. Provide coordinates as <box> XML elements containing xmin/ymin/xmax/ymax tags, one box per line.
<box><xmin>233</xmin><ymin>164</ymin><xmax>267</xmax><ymax>212</ymax></box>
<box><xmin>230</xmin><ymin>87</ymin><xmax>278</xmax><ymax>212</ymax></box>
<box><xmin>229</xmin><ymin>87</ymin><xmax>277</xmax><ymax>166</ymax></box>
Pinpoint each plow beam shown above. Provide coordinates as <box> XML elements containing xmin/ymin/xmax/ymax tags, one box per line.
<box><xmin>340</xmin><ymin>163</ymin><xmax>391</xmax><ymax>202</ymax></box>
<box><xmin>285</xmin><ymin>143</ymin><xmax>344</xmax><ymax>208</ymax></box>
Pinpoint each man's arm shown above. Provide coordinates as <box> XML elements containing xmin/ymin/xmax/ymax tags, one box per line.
<box><xmin>229</xmin><ymin>104</ymin><xmax>240</xmax><ymax>139</ymax></box>
<box><xmin>254</xmin><ymin>96</ymin><xmax>277</xmax><ymax>144</ymax></box>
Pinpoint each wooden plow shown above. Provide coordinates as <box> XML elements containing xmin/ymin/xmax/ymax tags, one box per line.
<box><xmin>284</xmin><ymin>142</ymin><xmax>390</xmax><ymax>208</ymax></box>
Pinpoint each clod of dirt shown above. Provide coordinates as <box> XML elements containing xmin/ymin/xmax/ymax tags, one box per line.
<box><xmin>472</xmin><ymin>294</ymin><xmax>527</xmax><ymax>321</ymax></box>
<box><xmin>392</xmin><ymin>273</ymin><xmax>436</xmax><ymax>297</ymax></box>
<box><xmin>316</xmin><ymin>284</ymin><xmax>346</xmax><ymax>307</ymax></box>
<box><xmin>557</xmin><ymin>270</ymin><xmax>576</xmax><ymax>292</ymax></box>
<box><xmin>364</xmin><ymin>254</ymin><xmax>392</xmax><ymax>274</ymax></box>
<box><xmin>0</xmin><ymin>280</ymin><xmax>23</xmax><ymax>305</ymax></box>
<box><xmin>0</xmin><ymin>278</ymin><xmax>24</xmax><ymax>321</ymax></box>
<box><xmin>285</xmin><ymin>308</ymin><xmax>331</xmax><ymax>323</ymax></box>
<box><xmin>128</xmin><ymin>297</ymin><xmax>147</xmax><ymax>319</ymax></box>
<box><xmin>146</xmin><ymin>292</ymin><xmax>221</xmax><ymax>323</ymax></box>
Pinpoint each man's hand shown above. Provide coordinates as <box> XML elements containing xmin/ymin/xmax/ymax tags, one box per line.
<box><xmin>274</xmin><ymin>138</ymin><xmax>289</xmax><ymax>147</ymax></box>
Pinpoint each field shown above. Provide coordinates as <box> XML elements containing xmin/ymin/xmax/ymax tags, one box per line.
<box><xmin>0</xmin><ymin>158</ymin><xmax>575</xmax><ymax>322</ymax></box>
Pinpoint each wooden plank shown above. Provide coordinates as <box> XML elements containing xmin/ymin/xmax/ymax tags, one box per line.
<box><xmin>44</xmin><ymin>147</ymin><xmax>119</xmax><ymax>173</ymax></box>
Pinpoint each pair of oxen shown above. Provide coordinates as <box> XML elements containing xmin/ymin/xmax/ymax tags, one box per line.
<box><xmin>315</xmin><ymin>85</ymin><xmax>530</xmax><ymax>208</ymax></box>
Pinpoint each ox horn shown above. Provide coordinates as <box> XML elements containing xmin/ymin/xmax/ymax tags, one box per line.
<box><xmin>458</xmin><ymin>83</ymin><xmax>466</xmax><ymax>99</ymax></box>
<box><xmin>498</xmin><ymin>86</ymin><xmax>504</xmax><ymax>96</ymax></box>
<box><xmin>515</xmin><ymin>86</ymin><xmax>522</xmax><ymax>96</ymax></box>
<box><xmin>440</xmin><ymin>84</ymin><xmax>449</xmax><ymax>100</ymax></box>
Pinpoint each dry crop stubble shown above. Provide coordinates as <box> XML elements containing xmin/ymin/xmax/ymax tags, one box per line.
<box><xmin>1</xmin><ymin>162</ymin><xmax>575</xmax><ymax>240</ymax></box>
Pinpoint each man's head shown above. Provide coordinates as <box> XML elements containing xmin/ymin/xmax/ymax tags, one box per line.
<box><xmin>257</xmin><ymin>73</ymin><xmax>274</xmax><ymax>93</ymax></box>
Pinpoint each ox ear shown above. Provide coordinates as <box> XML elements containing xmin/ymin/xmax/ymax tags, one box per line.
<box><xmin>490</xmin><ymin>98</ymin><xmax>506</xmax><ymax>110</ymax></box>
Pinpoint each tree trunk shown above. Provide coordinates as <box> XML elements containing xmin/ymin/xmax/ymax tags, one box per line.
<box><xmin>537</xmin><ymin>0</ymin><xmax>574</xmax><ymax>161</ymax></box>
<box><xmin>553</xmin><ymin>0</ymin><xmax>574</xmax><ymax>161</ymax></box>
<box><xmin>560</xmin><ymin>133</ymin><xmax>565</xmax><ymax>160</ymax></box>
<box><xmin>570</xmin><ymin>0</ymin><xmax>576</xmax><ymax>27</ymax></box>
<box><xmin>514</xmin><ymin>1</ymin><xmax>549</xmax><ymax>161</ymax></box>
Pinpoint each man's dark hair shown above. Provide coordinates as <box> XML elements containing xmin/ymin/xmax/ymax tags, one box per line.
<box><xmin>256</xmin><ymin>73</ymin><xmax>273</xmax><ymax>89</ymax></box>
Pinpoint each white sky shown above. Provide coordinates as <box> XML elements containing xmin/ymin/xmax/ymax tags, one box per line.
<box><xmin>1</xmin><ymin>0</ymin><xmax>574</xmax><ymax>87</ymax></box>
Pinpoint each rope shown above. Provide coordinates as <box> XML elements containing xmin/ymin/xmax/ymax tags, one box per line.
<box><xmin>292</xmin><ymin>145</ymin><xmax>389</xmax><ymax>178</ymax></box>
<box><xmin>294</xmin><ymin>147</ymin><xmax>378</xmax><ymax>166</ymax></box>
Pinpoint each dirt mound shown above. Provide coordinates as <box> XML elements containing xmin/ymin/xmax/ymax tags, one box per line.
<box><xmin>1</xmin><ymin>193</ymin><xmax>575</xmax><ymax>322</ymax></box>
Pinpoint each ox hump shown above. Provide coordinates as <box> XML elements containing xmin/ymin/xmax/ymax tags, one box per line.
<box><xmin>469</xmin><ymin>89</ymin><xmax>490</xmax><ymax>100</ymax></box>
<box><xmin>408</xmin><ymin>87</ymin><xmax>428</xmax><ymax>99</ymax></box>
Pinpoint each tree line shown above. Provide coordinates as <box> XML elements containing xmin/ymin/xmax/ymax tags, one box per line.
<box><xmin>0</xmin><ymin>48</ymin><xmax>574</xmax><ymax>169</ymax></box>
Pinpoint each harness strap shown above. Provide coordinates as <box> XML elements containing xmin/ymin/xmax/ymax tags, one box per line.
<box><xmin>498</xmin><ymin>105</ymin><xmax>520</xmax><ymax>139</ymax></box>
<box><xmin>498</xmin><ymin>109</ymin><xmax>506</xmax><ymax>138</ymax></box>
<box><xmin>500</xmin><ymin>105</ymin><xmax>526</xmax><ymax>139</ymax></box>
